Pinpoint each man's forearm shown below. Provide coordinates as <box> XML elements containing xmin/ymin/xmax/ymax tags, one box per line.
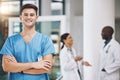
<box><xmin>22</xmin><ymin>54</ymin><xmax>53</xmax><ymax>74</ymax></box>
<box><xmin>3</xmin><ymin>61</ymin><xmax>51</xmax><ymax>73</ymax></box>
<box><xmin>23</xmin><ymin>68</ymin><xmax>51</xmax><ymax>74</ymax></box>
<box><xmin>2</xmin><ymin>55</ymin><xmax>52</xmax><ymax>73</ymax></box>
<box><xmin>2</xmin><ymin>58</ymin><xmax>33</xmax><ymax>72</ymax></box>
<box><xmin>2</xmin><ymin>53</ymin><xmax>53</xmax><ymax>73</ymax></box>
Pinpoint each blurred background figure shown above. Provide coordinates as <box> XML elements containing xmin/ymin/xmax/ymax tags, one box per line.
<box><xmin>59</xmin><ymin>33</ymin><xmax>91</xmax><ymax>80</ymax></box>
<box><xmin>99</xmin><ymin>26</ymin><xmax>120</xmax><ymax>80</ymax></box>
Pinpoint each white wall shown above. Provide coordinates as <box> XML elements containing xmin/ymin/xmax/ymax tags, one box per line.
<box><xmin>65</xmin><ymin>0</ymin><xmax>83</xmax><ymax>54</ymax></box>
<box><xmin>72</xmin><ymin>16</ymin><xmax>83</xmax><ymax>56</ymax></box>
<box><xmin>84</xmin><ymin>0</ymin><xmax>114</xmax><ymax>80</ymax></box>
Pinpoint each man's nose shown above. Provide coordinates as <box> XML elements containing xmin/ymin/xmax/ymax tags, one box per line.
<box><xmin>27</xmin><ymin>15</ymin><xmax>31</xmax><ymax>18</ymax></box>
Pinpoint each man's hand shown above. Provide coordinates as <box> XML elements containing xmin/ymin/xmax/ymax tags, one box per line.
<box><xmin>31</xmin><ymin>60</ymin><xmax>52</xmax><ymax>71</ymax></box>
<box><xmin>22</xmin><ymin>54</ymin><xmax>53</xmax><ymax>74</ymax></box>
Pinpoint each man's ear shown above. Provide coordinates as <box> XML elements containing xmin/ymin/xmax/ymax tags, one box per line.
<box><xmin>36</xmin><ymin>16</ymin><xmax>39</xmax><ymax>19</ymax></box>
<box><xmin>35</xmin><ymin>16</ymin><xmax>39</xmax><ymax>21</ymax></box>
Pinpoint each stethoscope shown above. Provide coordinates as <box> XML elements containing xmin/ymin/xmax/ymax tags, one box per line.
<box><xmin>67</xmin><ymin>48</ymin><xmax>82</xmax><ymax>80</ymax></box>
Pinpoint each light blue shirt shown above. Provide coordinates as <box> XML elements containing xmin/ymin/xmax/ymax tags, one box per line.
<box><xmin>0</xmin><ymin>32</ymin><xmax>56</xmax><ymax>80</ymax></box>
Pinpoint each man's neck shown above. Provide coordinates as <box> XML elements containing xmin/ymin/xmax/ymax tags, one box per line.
<box><xmin>105</xmin><ymin>38</ymin><xmax>112</xmax><ymax>41</ymax></box>
<box><xmin>20</xmin><ymin>27</ymin><xmax>37</xmax><ymax>44</ymax></box>
<box><xmin>22</xmin><ymin>26</ymin><xmax>36</xmax><ymax>35</ymax></box>
<box><xmin>104</xmin><ymin>39</ymin><xmax>111</xmax><ymax>47</ymax></box>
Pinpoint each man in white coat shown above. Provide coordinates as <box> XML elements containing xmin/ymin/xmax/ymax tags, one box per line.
<box><xmin>99</xmin><ymin>26</ymin><xmax>120</xmax><ymax>80</ymax></box>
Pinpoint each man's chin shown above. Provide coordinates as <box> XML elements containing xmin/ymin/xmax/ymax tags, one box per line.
<box><xmin>26</xmin><ymin>24</ymin><xmax>34</xmax><ymax>27</ymax></box>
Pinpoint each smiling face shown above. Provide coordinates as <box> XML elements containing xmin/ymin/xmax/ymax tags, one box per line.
<box><xmin>20</xmin><ymin>8</ymin><xmax>38</xmax><ymax>28</ymax></box>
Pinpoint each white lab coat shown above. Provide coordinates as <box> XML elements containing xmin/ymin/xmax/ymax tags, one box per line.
<box><xmin>59</xmin><ymin>46</ymin><xmax>82</xmax><ymax>80</ymax></box>
<box><xmin>99</xmin><ymin>39</ymin><xmax>120</xmax><ymax>80</ymax></box>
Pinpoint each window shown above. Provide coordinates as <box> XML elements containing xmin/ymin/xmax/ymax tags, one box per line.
<box><xmin>51</xmin><ymin>0</ymin><xmax>65</xmax><ymax>15</ymax></box>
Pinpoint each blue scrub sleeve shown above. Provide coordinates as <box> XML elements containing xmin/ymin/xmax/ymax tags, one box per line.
<box><xmin>0</xmin><ymin>38</ymin><xmax>14</xmax><ymax>56</ymax></box>
<box><xmin>41</xmin><ymin>37</ymin><xmax>56</xmax><ymax>57</ymax></box>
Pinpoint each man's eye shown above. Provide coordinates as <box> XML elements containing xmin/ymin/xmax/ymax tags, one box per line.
<box><xmin>24</xmin><ymin>14</ymin><xmax>28</xmax><ymax>16</ymax></box>
<box><xmin>30</xmin><ymin>14</ymin><xmax>34</xmax><ymax>16</ymax></box>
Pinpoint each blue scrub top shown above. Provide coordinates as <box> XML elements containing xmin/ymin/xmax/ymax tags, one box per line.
<box><xmin>0</xmin><ymin>32</ymin><xmax>56</xmax><ymax>80</ymax></box>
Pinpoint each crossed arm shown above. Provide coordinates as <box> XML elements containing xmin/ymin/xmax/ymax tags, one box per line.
<box><xmin>2</xmin><ymin>54</ymin><xmax>53</xmax><ymax>74</ymax></box>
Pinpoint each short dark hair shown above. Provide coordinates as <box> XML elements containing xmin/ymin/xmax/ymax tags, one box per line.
<box><xmin>20</xmin><ymin>4</ymin><xmax>38</xmax><ymax>15</ymax></box>
<box><xmin>103</xmin><ymin>26</ymin><xmax>114</xmax><ymax>35</ymax></box>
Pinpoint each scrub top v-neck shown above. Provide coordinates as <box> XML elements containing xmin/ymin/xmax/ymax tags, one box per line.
<box><xmin>0</xmin><ymin>32</ymin><xmax>55</xmax><ymax>80</ymax></box>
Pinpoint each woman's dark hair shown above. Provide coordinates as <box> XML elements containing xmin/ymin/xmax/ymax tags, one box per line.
<box><xmin>61</xmin><ymin>33</ymin><xmax>70</xmax><ymax>49</ymax></box>
<box><xmin>20</xmin><ymin>3</ymin><xmax>38</xmax><ymax>15</ymax></box>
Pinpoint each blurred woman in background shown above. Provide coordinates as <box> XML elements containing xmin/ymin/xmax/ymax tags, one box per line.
<box><xmin>60</xmin><ymin>33</ymin><xmax>91</xmax><ymax>80</ymax></box>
